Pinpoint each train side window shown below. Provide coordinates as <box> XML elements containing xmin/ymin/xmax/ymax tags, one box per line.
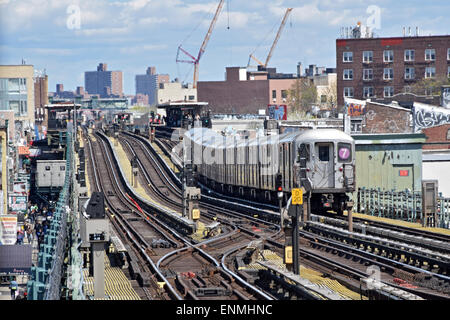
<box><xmin>45</xmin><ymin>166</ymin><xmax>51</xmax><ymax>171</ymax></box>
<box><xmin>338</xmin><ymin>143</ymin><xmax>352</xmax><ymax>163</ymax></box>
<box><xmin>60</xmin><ymin>166</ymin><xmax>65</xmax><ymax>171</ymax></box>
<box><xmin>318</xmin><ymin>146</ymin><xmax>329</xmax><ymax>162</ymax></box>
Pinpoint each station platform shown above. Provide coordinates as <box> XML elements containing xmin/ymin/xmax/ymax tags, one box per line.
<box><xmin>345</xmin><ymin>212</ymin><xmax>450</xmax><ymax>236</ymax></box>
<box><xmin>82</xmin><ymin>253</ymin><xmax>141</xmax><ymax>300</ymax></box>
<box><xmin>151</xmin><ymin>141</ymin><xmax>179</xmax><ymax>173</ymax></box>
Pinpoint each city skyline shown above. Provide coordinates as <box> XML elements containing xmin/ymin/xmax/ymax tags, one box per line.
<box><xmin>1</xmin><ymin>0</ymin><xmax>449</xmax><ymax>95</ymax></box>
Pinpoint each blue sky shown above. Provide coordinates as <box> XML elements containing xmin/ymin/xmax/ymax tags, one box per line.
<box><xmin>1</xmin><ymin>0</ymin><xmax>449</xmax><ymax>95</ymax></box>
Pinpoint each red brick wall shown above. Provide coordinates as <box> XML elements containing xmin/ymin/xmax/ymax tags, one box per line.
<box><xmin>353</xmin><ymin>102</ymin><xmax>412</xmax><ymax>134</ymax></box>
<box><xmin>198</xmin><ymin>79</ymin><xmax>269</xmax><ymax>114</ymax></box>
<box><xmin>422</xmin><ymin>124</ymin><xmax>450</xmax><ymax>149</ymax></box>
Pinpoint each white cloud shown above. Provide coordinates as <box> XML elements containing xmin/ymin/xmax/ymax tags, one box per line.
<box><xmin>119</xmin><ymin>44</ymin><xmax>168</xmax><ymax>54</ymax></box>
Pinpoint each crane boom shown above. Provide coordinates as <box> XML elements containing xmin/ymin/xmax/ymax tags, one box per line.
<box><xmin>194</xmin><ymin>0</ymin><xmax>225</xmax><ymax>88</ymax></box>
<box><xmin>177</xmin><ymin>0</ymin><xmax>225</xmax><ymax>89</ymax></box>
<box><xmin>264</xmin><ymin>8</ymin><xmax>293</xmax><ymax>67</ymax></box>
<box><xmin>247</xmin><ymin>8</ymin><xmax>293</xmax><ymax>69</ymax></box>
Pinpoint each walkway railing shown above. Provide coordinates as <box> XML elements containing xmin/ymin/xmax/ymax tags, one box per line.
<box><xmin>356</xmin><ymin>187</ymin><xmax>450</xmax><ymax>229</ymax></box>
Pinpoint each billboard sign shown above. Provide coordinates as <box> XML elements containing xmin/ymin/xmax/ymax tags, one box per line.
<box><xmin>0</xmin><ymin>215</ymin><xmax>18</xmax><ymax>245</ymax></box>
<box><xmin>8</xmin><ymin>194</ymin><xmax>27</xmax><ymax>213</ymax></box>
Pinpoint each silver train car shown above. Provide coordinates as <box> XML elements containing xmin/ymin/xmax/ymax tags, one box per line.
<box><xmin>184</xmin><ymin>128</ymin><xmax>355</xmax><ymax>214</ymax></box>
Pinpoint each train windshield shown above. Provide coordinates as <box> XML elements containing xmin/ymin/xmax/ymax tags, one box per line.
<box><xmin>338</xmin><ymin>143</ymin><xmax>352</xmax><ymax>163</ymax></box>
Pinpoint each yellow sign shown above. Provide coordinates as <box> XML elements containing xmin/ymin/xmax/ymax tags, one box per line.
<box><xmin>192</xmin><ymin>209</ymin><xmax>200</xmax><ymax>220</ymax></box>
<box><xmin>285</xmin><ymin>246</ymin><xmax>293</xmax><ymax>264</ymax></box>
<box><xmin>292</xmin><ymin>188</ymin><xmax>303</xmax><ymax>205</ymax></box>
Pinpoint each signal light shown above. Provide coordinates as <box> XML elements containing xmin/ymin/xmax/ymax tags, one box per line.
<box><xmin>275</xmin><ymin>173</ymin><xmax>283</xmax><ymax>192</ymax></box>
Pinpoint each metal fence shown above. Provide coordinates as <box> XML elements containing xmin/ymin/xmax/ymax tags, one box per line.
<box><xmin>357</xmin><ymin>187</ymin><xmax>450</xmax><ymax>229</ymax></box>
<box><xmin>27</xmin><ymin>124</ymin><xmax>74</xmax><ymax>300</ymax></box>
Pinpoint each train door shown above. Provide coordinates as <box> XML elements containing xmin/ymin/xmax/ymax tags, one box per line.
<box><xmin>314</xmin><ymin>143</ymin><xmax>335</xmax><ymax>189</ymax></box>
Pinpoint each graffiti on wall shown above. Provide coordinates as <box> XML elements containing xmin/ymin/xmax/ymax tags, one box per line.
<box><xmin>442</xmin><ymin>87</ymin><xmax>450</xmax><ymax>109</ymax></box>
<box><xmin>346</xmin><ymin>101</ymin><xmax>366</xmax><ymax>117</ymax></box>
<box><xmin>268</xmin><ymin>105</ymin><xmax>287</xmax><ymax>120</ymax></box>
<box><xmin>414</xmin><ymin>104</ymin><xmax>450</xmax><ymax>131</ymax></box>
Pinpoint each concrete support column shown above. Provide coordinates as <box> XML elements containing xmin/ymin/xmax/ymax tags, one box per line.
<box><xmin>92</xmin><ymin>242</ymin><xmax>105</xmax><ymax>299</ymax></box>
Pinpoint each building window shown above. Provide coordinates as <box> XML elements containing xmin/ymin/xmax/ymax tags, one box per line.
<box><xmin>320</xmin><ymin>95</ymin><xmax>327</xmax><ymax>103</ymax></box>
<box><xmin>344</xmin><ymin>87</ymin><xmax>354</xmax><ymax>98</ymax></box>
<box><xmin>425</xmin><ymin>67</ymin><xmax>436</xmax><ymax>79</ymax></box>
<box><xmin>363</xmin><ymin>87</ymin><xmax>374</xmax><ymax>98</ymax></box>
<box><xmin>448</xmin><ymin>48</ymin><xmax>450</xmax><ymax>60</ymax></box>
<box><xmin>405</xmin><ymin>67</ymin><xmax>415</xmax><ymax>80</ymax></box>
<box><xmin>281</xmin><ymin>90</ymin><xmax>288</xmax><ymax>99</ymax></box>
<box><xmin>363</xmin><ymin>69</ymin><xmax>373</xmax><ymax>81</ymax></box>
<box><xmin>425</xmin><ymin>87</ymin><xmax>433</xmax><ymax>96</ymax></box>
<box><xmin>383</xmin><ymin>68</ymin><xmax>394</xmax><ymax>80</ymax></box>
<box><xmin>405</xmin><ymin>49</ymin><xmax>415</xmax><ymax>62</ymax></box>
<box><xmin>343</xmin><ymin>52</ymin><xmax>353</xmax><ymax>62</ymax></box>
<box><xmin>384</xmin><ymin>86</ymin><xmax>394</xmax><ymax>97</ymax></box>
<box><xmin>8</xmin><ymin>79</ymin><xmax>20</xmax><ymax>93</ymax></box>
<box><xmin>404</xmin><ymin>86</ymin><xmax>412</xmax><ymax>94</ymax></box>
<box><xmin>351</xmin><ymin>119</ymin><xmax>363</xmax><ymax>133</ymax></box>
<box><xmin>447</xmin><ymin>129</ymin><xmax>450</xmax><ymax>140</ymax></box>
<box><xmin>343</xmin><ymin>69</ymin><xmax>353</xmax><ymax>80</ymax></box>
<box><xmin>9</xmin><ymin>100</ymin><xmax>19</xmax><ymax>116</ymax></box>
<box><xmin>188</xmin><ymin>95</ymin><xmax>195</xmax><ymax>100</ymax></box>
<box><xmin>363</xmin><ymin>51</ymin><xmax>373</xmax><ymax>63</ymax></box>
<box><xmin>384</xmin><ymin>50</ymin><xmax>394</xmax><ymax>62</ymax></box>
<box><xmin>272</xmin><ymin>90</ymin><xmax>277</xmax><ymax>99</ymax></box>
<box><xmin>448</xmin><ymin>66</ymin><xmax>450</xmax><ymax>78</ymax></box>
<box><xmin>425</xmin><ymin>48</ymin><xmax>436</xmax><ymax>61</ymax></box>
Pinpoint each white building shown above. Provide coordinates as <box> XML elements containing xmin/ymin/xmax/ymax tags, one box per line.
<box><xmin>156</xmin><ymin>82</ymin><xmax>197</xmax><ymax>106</ymax></box>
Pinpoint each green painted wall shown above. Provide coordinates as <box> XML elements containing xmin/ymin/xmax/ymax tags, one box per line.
<box><xmin>353</xmin><ymin>134</ymin><xmax>426</xmax><ymax>194</ymax></box>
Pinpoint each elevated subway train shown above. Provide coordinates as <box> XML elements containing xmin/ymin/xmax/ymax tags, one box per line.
<box><xmin>183</xmin><ymin>128</ymin><xmax>356</xmax><ymax>214</ymax></box>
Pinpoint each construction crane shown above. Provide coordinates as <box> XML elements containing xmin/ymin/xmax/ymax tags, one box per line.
<box><xmin>248</xmin><ymin>8</ymin><xmax>293</xmax><ymax>69</ymax></box>
<box><xmin>176</xmin><ymin>0</ymin><xmax>225</xmax><ymax>89</ymax></box>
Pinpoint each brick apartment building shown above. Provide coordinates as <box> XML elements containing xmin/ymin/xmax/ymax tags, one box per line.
<box><xmin>336</xmin><ymin>33</ymin><xmax>450</xmax><ymax>107</ymax></box>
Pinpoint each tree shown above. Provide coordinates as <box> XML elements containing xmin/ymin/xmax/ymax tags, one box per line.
<box><xmin>409</xmin><ymin>76</ymin><xmax>450</xmax><ymax>97</ymax></box>
<box><xmin>287</xmin><ymin>78</ymin><xmax>317</xmax><ymax>119</ymax></box>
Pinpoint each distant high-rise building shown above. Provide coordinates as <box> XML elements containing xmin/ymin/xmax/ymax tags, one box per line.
<box><xmin>56</xmin><ymin>83</ymin><xmax>64</xmax><ymax>94</ymax></box>
<box><xmin>34</xmin><ymin>74</ymin><xmax>48</xmax><ymax>124</ymax></box>
<box><xmin>85</xmin><ymin>63</ymin><xmax>123</xmax><ymax>97</ymax></box>
<box><xmin>135</xmin><ymin>67</ymin><xmax>169</xmax><ymax>106</ymax></box>
<box><xmin>76</xmin><ymin>86</ymin><xmax>85</xmax><ymax>96</ymax></box>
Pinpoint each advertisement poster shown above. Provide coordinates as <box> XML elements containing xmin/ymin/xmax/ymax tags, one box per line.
<box><xmin>8</xmin><ymin>194</ymin><xmax>27</xmax><ymax>213</ymax></box>
<box><xmin>0</xmin><ymin>215</ymin><xmax>18</xmax><ymax>245</ymax></box>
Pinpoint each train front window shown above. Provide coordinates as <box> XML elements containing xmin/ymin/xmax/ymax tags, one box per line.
<box><xmin>297</xmin><ymin>144</ymin><xmax>310</xmax><ymax>163</ymax></box>
<box><xmin>338</xmin><ymin>143</ymin><xmax>352</xmax><ymax>163</ymax></box>
<box><xmin>318</xmin><ymin>146</ymin><xmax>330</xmax><ymax>162</ymax></box>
